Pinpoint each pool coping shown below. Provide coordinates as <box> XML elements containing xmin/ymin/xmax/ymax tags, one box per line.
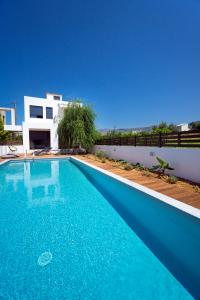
<box><xmin>1</xmin><ymin>156</ymin><xmax>200</xmax><ymax>219</ymax></box>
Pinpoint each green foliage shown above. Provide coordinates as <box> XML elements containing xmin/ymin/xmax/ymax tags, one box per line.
<box><xmin>151</xmin><ymin>122</ymin><xmax>177</xmax><ymax>134</ymax></box>
<box><xmin>95</xmin><ymin>150</ymin><xmax>107</xmax><ymax>159</ymax></box>
<box><xmin>117</xmin><ymin>159</ymin><xmax>127</xmax><ymax>164</ymax></box>
<box><xmin>0</xmin><ymin>116</ymin><xmax>11</xmax><ymax>143</ymax></box>
<box><xmin>93</xmin><ymin>130</ymin><xmax>102</xmax><ymax>141</ymax></box>
<box><xmin>57</xmin><ymin>101</ymin><xmax>96</xmax><ymax>151</ymax></box>
<box><xmin>192</xmin><ymin>185</ymin><xmax>200</xmax><ymax>193</ymax></box>
<box><xmin>97</xmin><ymin>122</ymin><xmax>178</xmax><ymax>141</ymax></box>
<box><xmin>97</xmin><ymin>130</ymin><xmax>149</xmax><ymax>140</ymax></box>
<box><xmin>101</xmin><ymin>158</ymin><xmax>106</xmax><ymax>163</ymax></box>
<box><xmin>189</xmin><ymin>121</ymin><xmax>200</xmax><ymax>131</ymax></box>
<box><xmin>135</xmin><ymin>162</ymin><xmax>145</xmax><ymax>170</ymax></box>
<box><xmin>124</xmin><ymin>163</ymin><xmax>134</xmax><ymax>171</ymax></box>
<box><xmin>152</xmin><ymin>157</ymin><xmax>174</xmax><ymax>175</ymax></box>
<box><xmin>168</xmin><ymin>123</ymin><xmax>178</xmax><ymax>132</ymax></box>
<box><xmin>14</xmin><ymin>134</ymin><xmax>23</xmax><ymax>143</ymax></box>
<box><xmin>142</xmin><ymin>170</ymin><xmax>151</xmax><ymax>177</ymax></box>
<box><xmin>167</xmin><ymin>176</ymin><xmax>178</xmax><ymax>184</ymax></box>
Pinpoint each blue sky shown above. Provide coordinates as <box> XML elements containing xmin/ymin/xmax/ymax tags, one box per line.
<box><xmin>0</xmin><ymin>0</ymin><xmax>200</xmax><ymax>129</ymax></box>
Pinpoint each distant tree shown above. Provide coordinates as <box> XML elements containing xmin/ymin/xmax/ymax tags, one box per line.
<box><xmin>0</xmin><ymin>116</ymin><xmax>10</xmax><ymax>143</ymax></box>
<box><xmin>137</xmin><ymin>131</ymin><xmax>150</xmax><ymax>136</ymax></box>
<box><xmin>151</xmin><ymin>122</ymin><xmax>176</xmax><ymax>134</ymax></box>
<box><xmin>168</xmin><ymin>123</ymin><xmax>178</xmax><ymax>132</ymax></box>
<box><xmin>189</xmin><ymin>121</ymin><xmax>200</xmax><ymax>131</ymax></box>
<box><xmin>57</xmin><ymin>101</ymin><xmax>96</xmax><ymax>150</ymax></box>
<box><xmin>97</xmin><ymin>121</ymin><xmax>178</xmax><ymax>140</ymax></box>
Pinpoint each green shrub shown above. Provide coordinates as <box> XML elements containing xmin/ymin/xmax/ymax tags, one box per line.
<box><xmin>95</xmin><ymin>150</ymin><xmax>107</xmax><ymax>159</ymax></box>
<box><xmin>119</xmin><ymin>160</ymin><xmax>127</xmax><ymax>164</ymax></box>
<box><xmin>193</xmin><ymin>185</ymin><xmax>200</xmax><ymax>193</ymax></box>
<box><xmin>134</xmin><ymin>162</ymin><xmax>145</xmax><ymax>170</ymax></box>
<box><xmin>167</xmin><ymin>176</ymin><xmax>178</xmax><ymax>184</ymax></box>
<box><xmin>142</xmin><ymin>170</ymin><xmax>150</xmax><ymax>177</ymax></box>
<box><xmin>124</xmin><ymin>163</ymin><xmax>134</xmax><ymax>171</ymax></box>
<box><xmin>152</xmin><ymin>157</ymin><xmax>174</xmax><ymax>175</ymax></box>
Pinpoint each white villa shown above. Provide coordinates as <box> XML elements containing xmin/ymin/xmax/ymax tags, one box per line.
<box><xmin>0</xmin><ymin>93</ymin><xmax>191</xmax><ymax>156</ymax></box>
<box><xmin>0</xmin><ymin>93</ymin><xmax>70</xmax><ymax>153</ymax></box>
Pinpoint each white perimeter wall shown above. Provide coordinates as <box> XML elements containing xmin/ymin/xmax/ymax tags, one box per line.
<box><xmin>0</xmin><ymin>145</ymin><xmax>24</xmax><ymax>156</ymax></box>
<box><xmin>94</xmin><ymin>145</ymin><xmax>200</xmax><ymax>183</ymax></box>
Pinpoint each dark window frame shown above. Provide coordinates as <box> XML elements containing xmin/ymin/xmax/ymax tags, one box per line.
<box><xmin>53</xmin><ymin>95</ymin><xmax>60</xmax><ymax>100</ymax></box>
<box><xmin>30</xmin><ymin>105</ymin><xmax>43</xmax><ymax>119</ymax></box>
<box><xmin>46</xmin><ymin>107</ymin><xmax>53</xmax><ymax>119</ymax></box>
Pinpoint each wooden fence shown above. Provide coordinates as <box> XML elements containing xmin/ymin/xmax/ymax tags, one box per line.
<box><xmin>96</xmin><ymin>130</ymin><xmax>200</xmax><ymax>148</ymax></box>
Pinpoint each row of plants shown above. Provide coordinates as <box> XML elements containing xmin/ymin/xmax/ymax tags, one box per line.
<box><xmin>95</xmin><ymin>150</ymin><xmax>178</xmax><ymax>184</ymax></box>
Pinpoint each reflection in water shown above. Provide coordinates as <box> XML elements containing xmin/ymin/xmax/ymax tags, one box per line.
<box><xmin>1</xmin><ymin>159</ymin><xmax>66</xmax><ymax>207</ymax></box>
<box><xmin>24</xmin><ymin>160</ymin><xmax>63</xmax><ymax>207</ymax></box>
<box><xmin>4</xmin><ymin>163</ymin><xmax>24</xmax><ymax>192</ymax></box>
<box><xmin>30</xmin><ymin>161</ymin><xmax>52</xmax><ymax>180</ymax></box>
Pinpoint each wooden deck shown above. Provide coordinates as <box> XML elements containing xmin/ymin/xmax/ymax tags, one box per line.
<box><xmin>1</xmin><ymin>154</ymin><xmax>200</xmax><ymax>209</ymax></box>
<box><xmin>77</xmin><ymin>155</ymin><xmax>200</xmax><ymax>209</ymax></box>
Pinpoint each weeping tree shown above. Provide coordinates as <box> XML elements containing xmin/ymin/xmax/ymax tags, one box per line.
<box><xmin>57</xmin><ymin>101</ymin><xmax>97</xmax><ymax>151</ymax></box>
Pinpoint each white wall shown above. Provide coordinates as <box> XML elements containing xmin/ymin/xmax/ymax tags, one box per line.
<box><xmin>4</xmin><ymin>125</ymin><xmax>22</xmax><ymax>131</ymax></box>
<box><xmin>94</xmin><ymin>145</ymin><xmax>200</xmax><ymax>183</ymax></box>
<box><xmin>46</xmin><ymin>93</ymin><xmax>63</xmax><ymax>101</ymax></box>
<box><xmin>0</xmin><ymin>145</ymin><xmax>24</xmax><ymax>156</ymax></box>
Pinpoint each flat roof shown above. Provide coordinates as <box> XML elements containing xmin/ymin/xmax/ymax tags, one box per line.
<box><xmin>46</xmin><ymin>93</ymin><xmax>63</xmax><ymax>96</ymax></box>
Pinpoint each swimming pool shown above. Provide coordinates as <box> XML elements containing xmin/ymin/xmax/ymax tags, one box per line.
<box><xmin>0</xmin><ymin>158</ymin><xmax>199</xmax><ymax>299</ymax></box>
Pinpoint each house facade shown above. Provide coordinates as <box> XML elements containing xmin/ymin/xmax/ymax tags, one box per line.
<box><xmin>1</xmin><ymin>93</ymin><xmax>70</xmax><ymax>153</ymax></box>
<box><xmin>176</xmin><ymin>123</ymin><xmax>190</xmax><ymax>132</ymax></box>
<box><xmin>0</xmin><ymin>106</ymin><xmax>22</xmax><ymax>133</ymax></box>
<box><xmin>22</xmin><ymin>93</ymin><xmax>69</xmax><ymax>152</ymax></box>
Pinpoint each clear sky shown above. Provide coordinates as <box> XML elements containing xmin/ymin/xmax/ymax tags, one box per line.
<box><xmin>0</xmin><ymin>0</ymin><xmax>200</xmax><ymax>129</ymax></box>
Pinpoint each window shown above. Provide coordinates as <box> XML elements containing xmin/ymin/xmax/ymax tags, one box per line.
<box><xmin>46</xmin><ymin>107</ymin><xmax>53</xmax><ymax>119</ymax></box>
<box><xmin>53</xmin><ymin>95</ymin><xmax>60</xmax><ymax>100</ymax></box>
<box><xmin>30</xmin><ymin>105</ymin><xmax>43</xmax><ymax>118</ymax></box>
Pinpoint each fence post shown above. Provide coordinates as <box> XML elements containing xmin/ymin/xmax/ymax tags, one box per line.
<box><xmin>158</xmin><ymin>133</ymin><xmax>162</xmax><ymax>147</ymax></box>
<box><xmin>178</xmin><ymin>132</ymin><xmax>181</xmax><ymax>147</ymax></box>
<box><xmin>134</xmin><ymin>135</ymin><xmax>137</xmax><ymax>147</ymax></box>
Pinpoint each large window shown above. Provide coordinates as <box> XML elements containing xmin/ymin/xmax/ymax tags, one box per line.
<box><xmin>46</xmin><ymin>107</ymin><xmax>53</xmax><ymax>119</ymax></box>
<box><xmin>30</xmin><ymin>105</ymin><xmax>43</xmax><ymax>118</ymax></box>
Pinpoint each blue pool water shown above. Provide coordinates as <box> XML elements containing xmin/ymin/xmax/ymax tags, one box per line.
<box><xmin>0</xmin><ymin>158</ymin><xmax>199</xmax><ymax>299</ymax></box>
